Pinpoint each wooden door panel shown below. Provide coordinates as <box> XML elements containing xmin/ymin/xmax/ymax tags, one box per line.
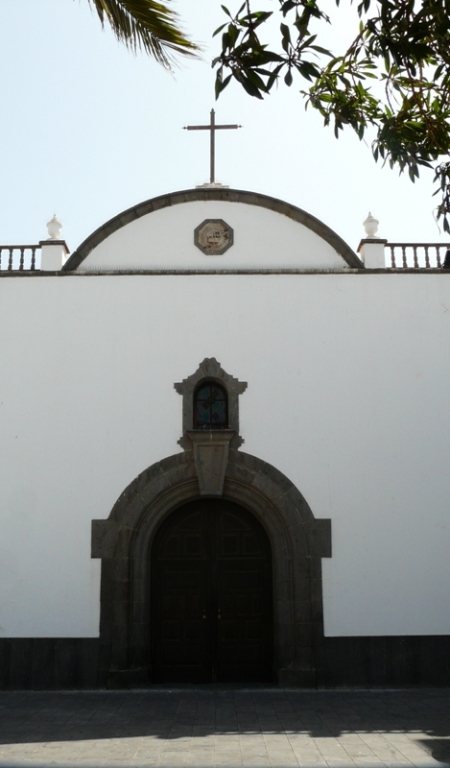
<box><xmin>151</xmin><ymin>499</ymin><xmax>273</xmax><ymax>683</ymax></box>
<box><xmin>152</xmin><ymin>507</ymin><xmax>211</xmax><ymax>683</ymax></box>
<box><xmin>215</xmin><ymin>505</ymin><xmax>272</xmax><ymax>683</ymax></box>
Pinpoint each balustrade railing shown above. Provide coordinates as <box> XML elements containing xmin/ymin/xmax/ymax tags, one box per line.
<box><xmin>386</xmin><ymin>243</ymin><xmax>450</xmax><ymax>269</ymax></box>
<box><xmin>1</xmin><ymin>242</ymin><xmax>449</xmax><ymax>271</ymax></box>
<box><xmin>0</xmin><ymin>245</ymin><xmax>40</xmax><ymax>271</ymax></box>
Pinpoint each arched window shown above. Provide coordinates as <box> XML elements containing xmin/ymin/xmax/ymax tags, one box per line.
<box><xmin>194</xmin><ymin>382</ymin><xmax>228</xmax><ymax>429</ymax></box>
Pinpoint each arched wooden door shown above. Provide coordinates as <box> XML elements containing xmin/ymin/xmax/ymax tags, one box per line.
<box><xmin>151</xmin><ymin>499</ymin><xmax>273</xmax><ymax>683</ymax></box>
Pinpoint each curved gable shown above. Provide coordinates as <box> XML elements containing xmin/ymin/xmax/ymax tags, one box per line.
<box><xmin>64</xmin><ymin>188</ymin><xmax>362</xmax><ymax>272</ymax></box>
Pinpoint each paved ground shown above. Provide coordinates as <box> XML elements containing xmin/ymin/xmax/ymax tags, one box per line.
<box><xmin>0</xmin><ymin>689</ymin><xmax>449</xmax><ymax>768</ymax></box>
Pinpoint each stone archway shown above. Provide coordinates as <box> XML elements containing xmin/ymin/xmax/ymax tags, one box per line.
<box><xmin>92</xmin><ymin>449</ymin><xmax>331</xmax><ymax>688</ymax></box>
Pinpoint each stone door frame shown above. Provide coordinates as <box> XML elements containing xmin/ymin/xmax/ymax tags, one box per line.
<box><xmin>92</xmin><ymin>450</ymin><xmax>331</xmax><ymax>688</ymax></box>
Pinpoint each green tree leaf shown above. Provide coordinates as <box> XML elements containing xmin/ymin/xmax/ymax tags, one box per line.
<box><xmin>211</xmin><ymin>0</ymin><xmax>450</xmax><ymax>231</ymax></box>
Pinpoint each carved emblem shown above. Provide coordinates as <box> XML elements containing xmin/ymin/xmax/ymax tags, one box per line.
<box><xmin>194</xmin><ymin>219</ymin><xmax>233</xmax><ymax>255</ymax></box>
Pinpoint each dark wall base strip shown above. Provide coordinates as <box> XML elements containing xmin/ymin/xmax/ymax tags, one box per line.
<box><xmin>0</xmin><ymin>639</ymin><xmax>99</xmax><ymax>689</ymax></box>
<box><xmin>316</xmin><ymin>636</ymin><xmax>450</xmax><ymax>687</ymax></box>
<box><xmin>1</xmin><ymin>636</ymin><xmax>449</xmax><ymax>689</ymax></box>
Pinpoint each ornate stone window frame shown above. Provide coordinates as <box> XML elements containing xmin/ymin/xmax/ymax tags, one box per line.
<box><xmin>174</xmin><ymin>358</ymin><xmax>247</xmax><ymax>451</ymax></box>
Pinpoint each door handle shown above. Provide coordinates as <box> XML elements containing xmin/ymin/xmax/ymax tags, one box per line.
<box><xmin>217</xmin><ymin>609</ymin><xmax>221</xmax><ymax>619</ymax></box>
<box><xmin>202</xmin><ymin>609</ymin><xmax>206</xmax><ymax>619</ymax></box>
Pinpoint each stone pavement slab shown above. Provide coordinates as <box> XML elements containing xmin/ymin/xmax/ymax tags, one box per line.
<box><xmin>0</xmin><ymin>689</ymin><xmax>448</xmax><ymax>768</ymax></box>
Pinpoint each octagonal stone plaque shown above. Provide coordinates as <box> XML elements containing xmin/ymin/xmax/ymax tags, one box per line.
<box><xmin>194</xmin><ymin>219</ymin><xmax>234</xmax><ymax>255</ymax></box>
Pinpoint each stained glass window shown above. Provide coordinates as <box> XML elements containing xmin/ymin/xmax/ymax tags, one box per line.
<box><xmin>194</xmin><ymin>383</ymin><xmax>228</xmax><ymax>429</ymax></box>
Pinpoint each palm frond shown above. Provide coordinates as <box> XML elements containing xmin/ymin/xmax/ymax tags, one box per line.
<box><xmin>87</xmin><ymin>0</ymin><xmax>198</xmax><ymax>68</ymax></box>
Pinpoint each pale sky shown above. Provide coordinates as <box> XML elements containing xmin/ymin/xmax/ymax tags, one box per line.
<box><xmin>0</xmin><ymin>0</ymin><xmax>448</xmax><ymax>254</ymax></box>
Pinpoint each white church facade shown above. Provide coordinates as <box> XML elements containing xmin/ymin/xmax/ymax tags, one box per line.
<box><xmin>0</xmin><ymin>186</ymin><xmax>449</xmax><ymax>688</ymax></box>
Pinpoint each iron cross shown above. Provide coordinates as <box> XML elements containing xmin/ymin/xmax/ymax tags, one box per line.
<box><xmin>183</xmin><ymin>109</ymin><xmax>242</xmax><ymax>184</ymax></box>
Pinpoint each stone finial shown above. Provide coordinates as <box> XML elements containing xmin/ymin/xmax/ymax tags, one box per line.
<box><xmin>47</xmin><ymin>214</ymin><xmax>62</xmax><ymax>240</ymax></box>
<box><xmin>358</xmin><ymin>213</ymin><xmax>387</xmax><ymax>268</ymax></box>
<box><xmin>363</xmin><ymin>212</ymin><xmax>379</xmax><ymax>237</ymax></box>
<box><xmin>40</xmin><ymin>217</ymin><xmax>69</xmax><ymax>270</ymax></box>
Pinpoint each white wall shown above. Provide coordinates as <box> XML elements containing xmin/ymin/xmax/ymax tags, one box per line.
<box><xmin>79</xmin><ymin>200</ymin><xmax>347</xmax><ymax>271</ymax></box>
<box><xmin>0</xmin><ymin>272</ymin><xmax>449</xmax><ymax>637</ymax></box>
